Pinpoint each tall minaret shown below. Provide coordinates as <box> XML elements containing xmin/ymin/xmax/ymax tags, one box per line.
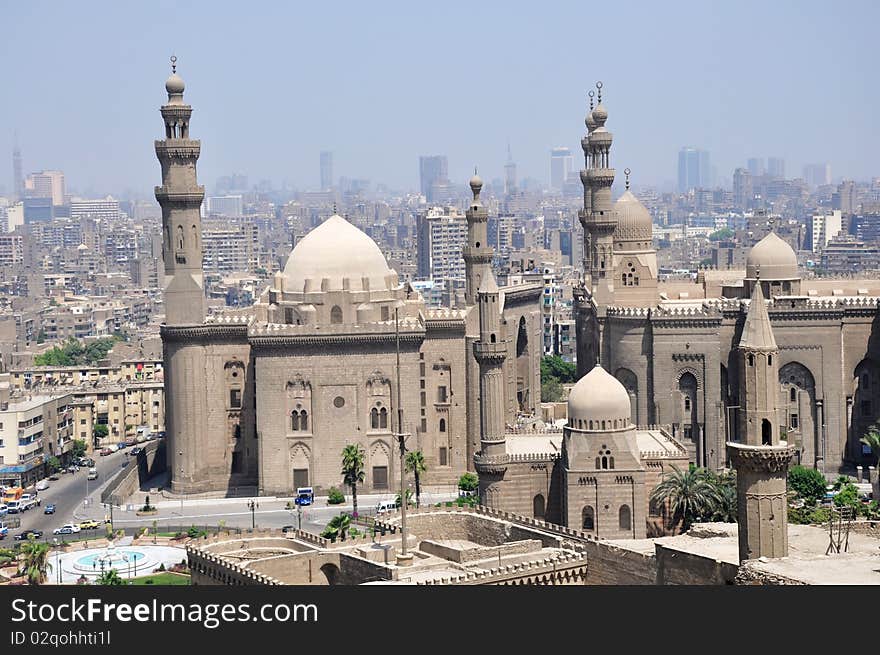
<box><xmin>578</xmin><ymin>89</ymin><xmax>596</xmax><ymax>281</ymax></box>
<box><xmin>728</xmin><ymin>272</ymin><xmax>795</xmax><ymax>561</ymax></box>
<box><xmin>584</xmin><ymin>81</ymin><xmax>616</xmax><ymax>306</ymax></box>
<box><xmin>462</xmin><ymin>171</ymin><xmax>493</xmax><ymax>306</ymax></box>
<box><xmin>472</xmin><ymin>182</ymin><xmax>509</xmax><ymax>507</ymax></box>
<box><xmin>155</xmin><ymin>56</ymin><xmax>206</xmax><ymax>325</ymax></box>
<box><xmin>12</xmin><ymin>132</ymin><xmax>22</xmax><ymax>203</ymax></box>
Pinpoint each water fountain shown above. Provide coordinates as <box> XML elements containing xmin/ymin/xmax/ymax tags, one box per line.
<box><xmin>55</xmin><ymin>539</ymin><xmax>186</xmax><ymax>583</ymax></box>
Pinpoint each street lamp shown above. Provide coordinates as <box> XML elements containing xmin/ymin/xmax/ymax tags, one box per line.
<box><xmin>53</xmin><ymin>538</ymin><xmax>61</xmax><ymax>585</ymax></box>
<box><xmin>247</xmin><ymin>499</ymin><xmax>258</xmax><ymax>529</ymax></box>
<box><xmin>122</xmin><ymin>553</ymin><xmax>130</xmax><ymax>579</ymax></box>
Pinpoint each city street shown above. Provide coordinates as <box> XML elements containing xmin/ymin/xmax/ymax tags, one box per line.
<box><xmin>2</xmin><ymin>447</ymin><xmax>130</xmax><ymax>541</ymax></box>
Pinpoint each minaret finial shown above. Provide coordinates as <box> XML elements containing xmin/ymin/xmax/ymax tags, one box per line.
<box><xmin>333</xmin><ymin>201</ymin><xmax>337</xmax><ymax>216</ymax></box>
<box><xmin>767</xmin><ymin>214</ymin><xmax>775</xmax><ymax>231</ymax></box>
<box><xmin>755</xmin><ymin>265</ymin><xmax>761</xmax><ymax>282</ymax></box>
<box><xmin>170</xmin><ymin>55</ymin><xmax>177</xmax><ymax>74</ymax></box>
<box><xmin>624</xmin><ymin>167</ymin><xmax>631</xmax><ymax>191</ymax></box>
<box><xmin>588</xmin><ymin>89</ymin><xmax>594</xmax><ymax>111</ymax></box>
<box><xmin>596</xmin><ymin>81</ymin><xmax>603</xmax><ymax>104</ymax></box>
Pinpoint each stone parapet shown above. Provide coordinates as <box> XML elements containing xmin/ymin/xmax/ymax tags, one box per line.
<box><xmin>414</xmin><ymin>551</ymin><xmax>588</xmax><ymax>585</ymax></box>
<box><xmin>727</xmin><ymin>442</ymin><xmax>796</xmax><ymax>472</ymax></box>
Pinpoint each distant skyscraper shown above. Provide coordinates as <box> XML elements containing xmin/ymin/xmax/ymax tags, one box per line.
<box><xmin>24</xmin><ymin>170</ymin><xmax>65</xmax><ymax>206</ymax></box>
<box><xmin>747</xmin><ymin>157</ymin><xmax>765</xmax><ymax>177</ymax></box>
<box><xmin>419</xmin><ymin>155</ymin><xmax>448</xmax><ymax>202</ymax></box>
<box><xmin>206</xmin><ymin>195</ymin><xmax>243</xmax><ymax>217</ymax></box>
<box><xmin>320</xmin><ymin>151</ymin><xmax>333</xmax><ymax>190</ymax></box>
<box><xmin>677</xmin><ymin>147</ymin><xmax>710</xmax><ymax>193</ymax></box>
<box><xmin>832</xmin><ymin>180</ymin><xmax>856</xmax><ymax>215</ymax></box>
<box><xmin>767</xmin><ymin>157</ymin><xmax>785</xmax><ymax>179</ymax></box>
<box><xmin>803</xmin><ymin>163</ymin><xmax>831</xmax><ymax>188</ymax></box>
<box><xmin>12</xmin><ymin>136</ymin><xmax>22</xmax><ymax>202</ymax></box>
<box><xmin>549</xmin><ymin>147</ymin><xmax>572</xmax><ymax>191</ymax></box>
<box><xmin>504</xmin><ymin>144</ymin><xmax>517</xmax><ymax>196</ymax></box>
<box><xmin>733</xmin><ymin>168</ymin><xmax>753</xmax><ymax>209</ymax></box>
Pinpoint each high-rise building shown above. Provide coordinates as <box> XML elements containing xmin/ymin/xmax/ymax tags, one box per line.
<box><xmin>832</xmin><ymin>180</ymin><xmax>856</xmax><ymax>215</ymax></box>
<box><xmin>550</xmin><ymin>147</ymin><xmax>573</xmax><ymax>191</ymax></box>
<box><xmin>319</xmin><ymin>151</ymin><xmax>333</xmax><ymax>190</ymax></box>
<box><xmin>810</xmin><ymin>210</ymin><xmax>843</xmax><ymax>252</ymax></box>
<box><xmin>12</xmin><ymin>137</ymin><xmax>23</xmax><ymax>203</ymax></box>
<box><xmin>733</xmin><ymin>168</ymin><xmax>753</xmax><ymax>209</ymax></box>
<box><xmin>504</xmin><ymin>144</ymin><xmax>517</xmax><ymax>196</ymax></box>
<box><xmin>747</xmin><ymin>157</ymin><xmax>765</xmax><ymax>177</ymax></box>
<box><xmin>678</xmin><ymin>147</ymin><xmax>710</xmax><ymax>193</ymax></box>
<box><xmin>70</xmin><ymin>197</ymin><xmax>120</xmax><ymax>222</ymax></box>
<box><xmin>24</xmin><ymin>170</ymin><xmax>65</xmax><ymax>206</ymax></box>
<box><xmin>206</xmin><ymin>194</ymin><xmax>243</xmax><ymax>217</ymax></box>
<box><xmin>803</xmin><ymin>163</ymin><xmax>831</xmax><ymax>188</ymax></box>
<box><xmin>416</xmin><ymin>206</ymin><xmax>467</xmax><ymax>287</ymax></box>
<box><xmin>767</xmin><ymin>157</ymin><xmax>785</xmax><ymax>179</ymax></box>
<box><xmin>419</xmin><ymin>155</ymin><xmax>448</xmax><ymax>202</ymax></box>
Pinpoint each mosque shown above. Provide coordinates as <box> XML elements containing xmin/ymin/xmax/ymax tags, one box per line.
<box><xmin>155</xmin><ymin>62</ymin><xmax>542</xmax><ymax>495</ymax></box>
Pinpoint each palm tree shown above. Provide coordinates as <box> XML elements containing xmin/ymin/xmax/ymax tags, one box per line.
<box><xmin>19</xmin><ymin>538</ymin><xmax>51</xmax><ymax>586</ymax></box>
<box><xmin>405</xmin><ymin>450</ymin><xmax>427</xmax><ymax>508</ymax></box>
<box><xmin>649</xmin><ymin>466</ymin><xmax>723</xmax><ymax>532</ymax></box>
<box><xmin>341</xmin><ymin>444</ymin><xmax>365</xmax><ymax>518</ymax></box>
<box><xmin>96</xmin><ymin>569</ymin><xmax>126</xmax><ymax>585</ymax></box>
<box><xmin>708</xmin><ymin>471</ymin><xmax>737</xmax><ymax>522</ymax></box>
<box><xmin>860</xmin><ymin>423</ymin><xmax>880</xmax><ymax>468</ymax></box>
<box><xmin>320</xmin><ymin>513</ymin><xmax>352</xmax><ymax>542</ymax></box>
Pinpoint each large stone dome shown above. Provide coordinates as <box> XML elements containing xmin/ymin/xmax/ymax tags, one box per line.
<box><xmin>283</xmin><ymin>214</ymin><xmax>399</xmax><ymax>293</ymax></box>
<box><xmin>746</xmin><ymin>231</ymin><xmax>798</xmax><ymax>281</ymax></box>
<box><xmin>568</xmin><ymin>365</ymin><xmax>631</xmax><ymax>430</ymax></box>
<box><xmin>613</xmin><ymin>190</ymin><xmax>652</xmax><ymax>244</ymax></box>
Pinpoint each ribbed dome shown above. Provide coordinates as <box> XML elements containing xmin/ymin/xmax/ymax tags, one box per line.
<box><xmin>283</xmin><ymin>215</ymin><xmax>398</xmax><ymax>293</ymax></box>
<box><xmin>613</xmin><ymin>190</ymin><xmax>652</xmax><ymax>244</ymax></box>
<box><xmin>746</xmin><ymin>231</ymin><xmax>798</xmax><ymax>280</ymax></box>
<box><xmin>568</xmin><ymin>365</ymin><xmax>631</xmax><ymax>429</ymax></box>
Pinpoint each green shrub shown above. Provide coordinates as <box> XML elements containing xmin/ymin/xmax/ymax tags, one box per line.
<box><xmin>187</xmin><ymin>526</ymin><xmax>207</xmax><ymax>539</ymax></box>
<box><xmin>787</xmin><ymin>465</ymin><xmax>827</xmax><ymax>505</ymax></box>
<box><xmin>327</xmin><ymin>487</ymin><xmax>345</xmax><ymax>505</ymax></box>
<box><xmin>458</xmin><ymin>473</ymin><xmax>478</xmax><ymax>493</ymax></box>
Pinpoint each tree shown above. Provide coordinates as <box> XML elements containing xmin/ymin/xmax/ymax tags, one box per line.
<box><xmin>788</xmin><ymin>465</ymin><xmax>827</xmax><ymax>506</ymax></box>
<box><xmin>706</xmin><ymin>470</ymin><xmax>737</xmax><ymax>522</ymax></box>
<box><xmin>860</xmin><ymin>423</ymin><xmax>880</xmax><ymax>468</ymax></box>
<box><xmin>708</xmin><ymin>227</ymin><xmax>734</xmax><ymax>241</ymax></box>
<box><xmin>341</xmin><ymin>444</ymin><xmax>365</xmax><ymax>518</ymax></box>
<box><xmin>71</xmin><ymin>440</ymin><xmax>87</xmax><ymax>459</ymax></box>
<box><xmin>395</xmin><ymin>488</ymin><xmax>415</xmax><ymax>508</ymax></box>
<box><xmin>405</xmin><ymin>450</ymin><xmax>427</xmax><ymax>508</ymax></box>
<box><xmin>96</xmin><ymin>569</ymin><xmax>126</xmax><ymax>585</ymax></box>
<box><xmin>320</xmin><ymin>513</ymin><xmax>351</xmax><ymax>542</ymax></box>
<box><xmin>19</xmin><ymin>539</ymin><xmax>51</xmax><ymax>586</ymax></box>
<box><xmin>541</xmin><ymin>377</ymin><xmax>564</xmax><ymax>402</ymax></box>
<box><xmin>540</xmin><ymin>356</ymin><xmax>577</xmax><ymax>383</ymax></box>
<box><xmin>458</xmin><ymin>472</ymin><xmax>479</xmax><ymax>493</ymax></box>
<box><xmin>649</xmin><ymin>466</ymin><xmax>723</xmax><ymax>532</ymax></box>
<box><xmin>93</xmin><ymin>424</ymin><xmax>109</xmax><ymax>446</ymax></box>
<box><xmin>46</xmin><ymin>456</ymin><xmax>61</xmax><ymax>474</ymax></box>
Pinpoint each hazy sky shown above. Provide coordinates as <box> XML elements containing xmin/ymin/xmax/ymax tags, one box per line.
<box><xmin>1</xmin><ymin>0</ymin><xmax>877</xmax><ymax>197</ymax></box>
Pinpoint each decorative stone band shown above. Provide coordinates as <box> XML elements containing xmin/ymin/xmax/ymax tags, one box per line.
<box><xmin>743</xmin><ymin>492</ymin><xmax>787</xmax><ymax>502</ymax></box>
<box><xmin>161</xmin><ymin>323</ymin><xmax>248</xmax><ymax>343</ymax></box>
<box><xmin>154</xmin><ymin>186</ymin><xmax>205</xmax><ymax>204</ymax></box>
<box><xmin>473</xmin><ymin>341</ymin><xmax>508</xmax><ymax>361</ymax></box>
<box><xmin>726</xmin><ymin>442</ymin><xmax>796</xmax><ymax>473</ymax></box>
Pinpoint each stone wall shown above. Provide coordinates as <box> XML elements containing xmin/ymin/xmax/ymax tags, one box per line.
<box><xmin>655</xmin><ymin>544</ymin><xmax>738</xmax><ymax>585</ymax></box>
<box><xmin>580</xmin><ymin>540</ymin><xmax>657</xmax><ymax>585</ymax></box>
<box><xmin>101</xmin><ymin>440</ymin><xmax>165</xmax><ymax>506</ymax></box>
<box><xmin>419</xmin><ymin>538</ymin><xmax>542</xmax><ymax>564</ymax></box>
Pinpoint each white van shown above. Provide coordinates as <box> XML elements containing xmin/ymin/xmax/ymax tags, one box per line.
<box><xmin>36</xmin><ymin>480</ymin><xmax>49</xmax><ymax>491</ymax></box>
<box><xmin>87</xmin><ymin>468</ymin><xmax>98</xmax><ymax>481</ymax></box>
<box><xmin>376</xmin><ymin>499</ymin><xmax>399</xmax><ymax>514</ymax></box>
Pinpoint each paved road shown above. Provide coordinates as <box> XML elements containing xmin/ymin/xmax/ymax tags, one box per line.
<box><xmin>2</xmin><ymin>448</ymin><xmax>131</xmax><ymax>542</ymax></box>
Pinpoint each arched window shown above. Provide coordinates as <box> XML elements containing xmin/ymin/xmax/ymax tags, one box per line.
<box><xmin>291</xmin><ymin>411</ymin><xmax>300</xmax><ymax>431</ymax></box>
<box><xmin>439</xmin><ymin>418</ymin><xmax>446</xmax><ymax>433</ymax></box>
<box><xmin>619</xmin><ymin>505</ymin><xmax>632</xmax><ymax>531</ymax></box>
<box><xmin>589</xmin><ymin>420</ymin><xmax>593</xmax><ymax>430</ymax></box>
<box><xmin>379</xmin><ymin>407</ymin><xmax>388</xmax><ymax>429</ymax></box>
<box><xmin>748</xmin><ymin>354</ymin><xmax>754</xmax><ymax>367</ymax></box>
<box><xmin>790</xmin><ymin>387</ymin><xmax>796</xmax><ymax>402</ymax></box>
<box><xmin>330</xmin><ymin>305</ymin><xmax>343</xmax><ymax>324</ymax></box>
<box><xmin>370</xmin><ymin>408</ymin><xmax>379</xmax><ymax>429</ymax></box>
<box><xmin>533</xmin><ymin>494</ymin><xmax>545</xmax><ymax>520</ymax></box>
<box><xmin>601</xmin><ymin>456</ymin><xmax>608</xmax><ymax>470</ymax></box>
<box><xmin>177</xmin><ymin>225</ymin><xmax>184</xmax><ymax>249</ymax></box>
<box><xmin>684</xmin><ymin>397</ymin><xmax>691</xmax><ymax>411</ymax></box>
<box><xmin>768</xmin><ymin>354</ymin><xmax>773</xmax><ymax>366</ymax></box>
<box><xmin>601</xmin><ymin>420</ymin><xmax>606</xmax><ymax>430</ymax></box>
<box><xmin>595</xmin><ymin>457</ymin><xmax>601</xmax><ymax>469</ymax></box>
<box><xmin>582</xmin><ymin>506</ymin><xmax>595</xmax><ymax>531</ymax></box>
<box><xmin>762</xmin><ymin>418</ymin><xmax>772</xmax><ymax>445</ymax></box>
<box><xmin>609</xmin><ymin>456</ymin><xmax>615</xmax><ymax>469</ymax></box>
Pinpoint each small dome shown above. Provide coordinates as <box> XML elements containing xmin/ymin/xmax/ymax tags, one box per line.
<box><xmin>591</xmin><ymin>104</ymin><xmax>608</xmax><ymax>127</ymax></box>
<box><xmin>585</xmin><ymin>111</ymin><xmax>597</xmax><ymax>131</ymax></box>
<box><xmin>165</xmin><ymin>73</ymin><xmax>185</xmax><ymax>95</ymax></box>
<box><xmin>746</xmin><ymin>231</ymin><xmax>798</xmax><ymax>280</ymax></box>
<box><xmin>613</xmin><ymin>190</ymin><xmax>652</xmax><ymax>244</ymax></box>
<box><xmin>469</xmin><ymin>174</ymin><xmax>483</xmax><ymax>196</ymax></box>
<box><xmin>283</xmin><ymin>214</ymin><xmax>398</xmax><ymax>293</ymax></box>
<box><xmin>568</xmin><ymin>365</ymin><xmax>631</xmax><ymax>429</ymax></box>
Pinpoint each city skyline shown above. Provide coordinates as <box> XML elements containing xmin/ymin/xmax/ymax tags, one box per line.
<box><xmin>1</xmin><ymin>0</ymin><xmax>878</xmax><ymax>197</ymax></box>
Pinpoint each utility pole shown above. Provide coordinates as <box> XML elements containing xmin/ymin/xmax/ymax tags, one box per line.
<box><xmin>394</xmin><ymin>306</ymin><xmax>412</xmax><ymax>567</ymax></box>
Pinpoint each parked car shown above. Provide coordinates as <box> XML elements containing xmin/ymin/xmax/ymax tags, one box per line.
<box><xmin>35</xmin><ymin>480</ymin><xmax>49</xmax><ymax>491</ymax></box>
<box><xmin>100</xmin><ymin>447</ymin><xmax>113</xmax><ymax>456</ymax></box>
<box><xmin>53</xmin><ymin>524</ymin><xmax>81</xmax><ymax>535</ymax></box>
<box><xmin>20</xmin><ymin>493</ymin><xmax>40</xmax><ymax>508</ymax></box>
<box><xmin>0</xmin><ymin>524</ymin><xmax>8</xmax><ymax>539</ymax></box>
<box><xmin>48</xmin><ymin>474</ymin><xmax>60</xmax><ymax>481</ymax></box>
<box><xmin>87</xmin><ymin>468</ymin><xmax>98</xmax><ymax>480</ymax></box>
<box><xmin>44</xmin><ymin>503</ymin><xmax>56</xmax><ymax>515</ymax></box>
<box><xmin>15</xmin><ymin>529</ymin><xmax>43</xmax><ymax>541</ymax></box>
<box><xmin>117</xmin><ymin>442</ymin><xmax>128</xmax><ymax>450</ymax></box>
<box><xmin>78</xmin><ymin>519</ymin><xmax>99</xmax><ymax>530</ymax></box>
<box><xmin>129</xmin><ymin>447</ymin><xmax>143</xmax><ymax>456</ymax></box>
<box><xmin>0</xmin><ymin>504</ymin><xmax>7</xmax><ymax>516</ymax></box>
